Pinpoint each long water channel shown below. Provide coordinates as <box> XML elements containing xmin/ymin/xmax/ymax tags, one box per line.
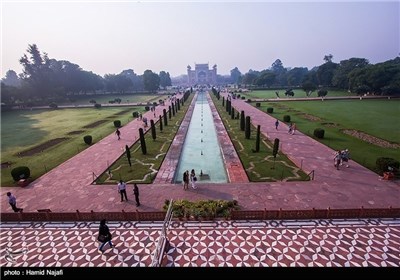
<box><xmin>174</xmin><ymin>90</ymin><xmax>228</xmax><ymax>183</ymax></box>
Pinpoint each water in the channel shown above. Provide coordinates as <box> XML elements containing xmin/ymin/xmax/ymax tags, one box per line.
<box><xmin>174</xmin><ymin>91</ymin><xmax>228</xmax><ymax>183</ymax></box>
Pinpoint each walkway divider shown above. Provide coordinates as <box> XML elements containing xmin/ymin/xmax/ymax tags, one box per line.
<box><xmin>1</xmin><ymin>206</ymin><xmax>399</xmax><ymax>222</ymax></box>
<box><xmin>151</xmin><ymin>198</ymin><xmax>174</xmax><ymax>267</ymax></box>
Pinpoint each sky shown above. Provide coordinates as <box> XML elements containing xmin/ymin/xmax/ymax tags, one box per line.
<box><xmin>1</xmin><ymin>0</ymin><xmax>399</xmax><ymax>78</ymax></box>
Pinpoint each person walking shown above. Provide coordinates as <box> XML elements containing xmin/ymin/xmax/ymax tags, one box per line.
<box><xmin>6</xmin><ymin>192</ymin><xmax>23</xmax><ymax>213</ymax></box>
<box><xmin>275</xmin><ymin>119</ymin><xmax>279</xmax><ymax>130</ymax></box>
<box><xmin>291</xmin><ymin>123</ymin><xmax>297</xmax><ymax>135</ymax></box>
<box><xmin>190</xmin><ymin>169</ymin><xmax>197</xmax><ymax>189</ymax></box>
<box><xmin>133</xmin><ymin>183</ymin><xmax>140</xmax><ymax>207</ymax></box>
<box><xmin>117</xmin><ymin>180</ymin><xmax>128</xmax><ymax>202</ymax></box>
<box><xmin>98</xmin><ymin>219</ymin><xmax>115</xmax><ymax>253</ymax></box>
<box><xmin>115</xmin><ymin>128</ymin><xmax>121</xmax><ymax>140</ymax></box>
<box><xmin>183</xmin><ymin>171</ymin><xmax>188</xmax><ymax>190</ymax></box>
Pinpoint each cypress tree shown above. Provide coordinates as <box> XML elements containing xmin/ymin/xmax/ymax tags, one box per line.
<box><xmin>177</xmin><ymin>99</ymin><xmax>180</xmax><ymax>110</ymax></box>
<box><xmin>255</xmin><ymin>125</ymin><xmax>260</xmax><ymax>152</ymax></box>
<box><xmin>240</xmin><ymin>111</ymin><xmax>245</xmax><ymax>131</ymax></box>
<box><xmin>139</xmin><ymin>128</ymin><xmax>147</xmax><ymax>155</ymax></box>
<box><xmin>150</xmin><ymin>119</ymin><xmax>156</xmax><ymax>140</ymax></box>
<box><xmin>172</xmin><ymin>102</ymin><xmax>175</xmax><ymax>116</ymax></box>
<box><xmin>125</xmin><ymin>145</ymin><xmax>131</xmax><ymax>166</ymax></box>
<box><xmin>245</xmin><ymin>116</ymin><xmax>251</xmax><ymax>139</ymax></box>
<box><xmin>159</xmin><ymin>115</ymin><xmax>163</xmax><ymax>131</ymax></box>
<box><xmin>231</xmin><ymin>107</ymin><xmax>235</xmax><ymax>119</ymax></box>
<box><xmin>222</xmin><ymin>96</ymin><xmax>225</xmax><ymax>107</ymax></box>
<box><xmin>163</xmin><ymin>109</ymin><xmax>168</xmax><ymax>126</ymax></box>
<box><xmin>168</xmin><ymin>106</ymin><xmax>172</xmax><ymax>119</ymax></box>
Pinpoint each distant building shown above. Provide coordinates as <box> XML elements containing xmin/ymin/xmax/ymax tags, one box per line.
<box><xmin>187</xmin><ymin>63</ymin><xmax>217</xmax><ymax>85</ymax></box>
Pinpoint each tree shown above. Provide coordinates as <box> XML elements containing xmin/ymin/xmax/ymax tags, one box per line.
<box><xmin>316</xmin><ymin>61</ymin><xmax>338</xmax><ymax>86</ymax></box>
<box><xmin>159</xmin><ymin>71</ymin><xmax>172</xmax><ymax>89</ymax></box>
<box><xmin>241</xmin><ymin>71</ymin><xmax>258</xmax><ymax>86</ymax></box>
<box><xmin>2</xmin><ymin>70</ymin><xmax>21</xmax><ymax>87</ymax></box>
<box><xmin>272</xmin><ymin>138</ymin><xmax>280</xmax><ymax>169</ymax></box>
<box><xmin>230</xmin><ymin>67</ymin><xmax>242</xmax><ymax>84</ymax></box>
<box><xmin>143</xmin><ymin>70</ymin><xmax>160</xmax><ymax>92</ymax></box>
<box><xmin>255</xmin><ymin>125</ymin><xmax>261</xmax><ymax>152</ymax></box>
<box><xmin>19</xmin><ymin>44</ymin><xmax>53</xmax><ymax>99</ymax></box>
<box><xmin>245</xmin><ymin>116</ymin><xmax>251</xmax><ymax>139</ymax></box>
<box><xmin>302</xmin><ymin>81</ymin><xmax>317</xmax><ymax>96</ymax></box>
<box><xmin>125</xmin><ymin>145</ymin><xmax>132</xmax><ymax>166</ymax></box>
<box><xmin>150</xmin><ymin>119</ymin><xmax>156</xmax><ymax>140</ymax></box>
<box><xmin>286</xmin><ymin>67</ymin><xmax>308</xmax><ymax>87</ymax></box>
<box><xmin>332</xmin><ymin>58</ymin><xmax>369</xmax><ymax>90</ymax></box>
<box><xmin>240</xmin><ymin>111</ymin><xmax>245</xmax><ymax>131</ymax></box>
<box><xmin>139</xmin><ymin>128</ymin><xmax>147</xmax><ymax>155</ymax></box>
<box><xmin>323</xmin><ymin>54</ymin><xmax>333</xmax><ymax>63</ymax></box>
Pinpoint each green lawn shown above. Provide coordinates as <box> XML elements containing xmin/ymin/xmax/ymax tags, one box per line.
<box><xmin>255</xmin><ymin>99</ymin><xmax>400</xmax><ymax>172</ymax></box>
<box><xmin>58</xmin><ymin>93</ymin><xmax>166</xmax><ymax>105</ymax></box>
<box><xmin>1</xmin><ymin>107</ymin><xmax>145</xmax><ymax>187</ymax></box>
<box><xmin>238</xmin><ymin>89</ymin><xmax>356</xmax><ymax>100</ymax></box>
<box><xmin>211</xmin><ymin>93</ymin><xmax>309</xmax><ymax>182</ymax></box>
<box><xmin>96</xmin><ymin>95</ymin><xmax>194</xmax><ymax>184</ymax></box>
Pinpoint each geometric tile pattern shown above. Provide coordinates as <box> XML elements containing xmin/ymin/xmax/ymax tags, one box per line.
<box><xmin>165</xmin><ymin>219</ymin><xmax>400</xmax><ymax>267</ymax></box>
<box><xmin>1</xmin><ymin>219</ymin><xmax>399</xmax><ymax>267</ymax></box>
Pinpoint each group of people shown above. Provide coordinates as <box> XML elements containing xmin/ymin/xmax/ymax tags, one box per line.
<box><xmin>182</xmin><ymin>169</ymin><xmax>197</xmax><ymax>190</ymax></box>
<box><xmin>333</xmin><ymin>149</ymin><xmax>351</xmax><ymax>170</ymax></box>
<box><xmin>117</xmin><ymin>180</ymin><xmax>140</xmax><ymax>207</ymax></box>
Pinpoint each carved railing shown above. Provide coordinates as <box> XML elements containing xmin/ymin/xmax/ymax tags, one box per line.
<box><xmin>1</xmin><ymin>206</ymin><xmax>399</xmax><ymax>222</ymax></box>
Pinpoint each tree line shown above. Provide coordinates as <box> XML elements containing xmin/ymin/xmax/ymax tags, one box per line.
<box><xmin>1</xmin><ymin>44</ymin><xmax>172</xmax><ymax>106</ymax></box>
<box><xmin>230</xmin><ymin>55</ymin><xmax>400</xmax><ymax>95</ymax></box>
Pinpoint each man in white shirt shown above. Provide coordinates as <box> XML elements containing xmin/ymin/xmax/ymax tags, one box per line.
<box><xmin>117</xmin><ymin>180</ymin><xmax>128</xmax><ymax>202</ymax></box>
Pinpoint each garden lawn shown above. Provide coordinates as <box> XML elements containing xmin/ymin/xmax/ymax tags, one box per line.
<box><xmin>239</xmin><ymin>89</ymin><xmax>356</xmax><ymax>100</ymax></box>
<box><xmin>96</xmin><ymin>94</ymin><xmax>194</xmax><ymax>184</ymax></box>
<box><xmin>211</xmin><ymin>93</ymin><xmax>309</xmax><ymax>182</ymax></box>
<box><xmin>57</xmin><ymin>93</ymin><xmax>165</xmax><ymax>105</ymax></box>
<box><xmin>1</xmin><ymin>107</ymin><xmax>144</xmax><ymax>187</ymax></box>
<box><xmin>255</xmin><ymin>99</ymin><xmax>400</xmax><ymax>172</ymax></box>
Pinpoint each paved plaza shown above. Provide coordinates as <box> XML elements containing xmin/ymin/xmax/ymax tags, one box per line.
<box><xmin>1</xmin><ymin>218</ymin><xmax>399</xmax><ymax>267</ymax></box>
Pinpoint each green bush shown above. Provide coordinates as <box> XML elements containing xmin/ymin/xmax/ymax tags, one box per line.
<box><xmin>114</xmin><ymin>120</ymin><xmax>121</xmax><ymax>127</ymax></box>
<box><xmin>132</xmin><ymin>112</ymin><xmax>139</xmax><ymax>118</ymax></box>
<box><xmin>376</xmin><ymin>157</ymin><xmax>399</xmax><ymax>174</ymax></box>
<box><xmin>283</xmin><ymin>115</ymin><xmax>291</xmax><ymax>122</ymax></box>
<box><xmin>256</xmin><ymin>102</ymin><xmax>261</xmax><ymax>107</ymax></box>
<box><xmin>144</xmin><ymin>106</ymin><xmax>150</xmax><ymax>111</ymax></box>
<box><xmin>11</xmin><ymin>166</ymin><xmax>31</xmax><ymax>181</ymax></box>
<box><xmin>49</xmin><ymin>102</ymin><xmax>58</xmax><ymax>109</ymax></box>
<box><xmin>267</xmin><ymin>107</ymin><xmax>273</xmax><ymax>113</ymax></box>
<box><xmin>241</xmin><ymin>96</ymin><xmax>245</xmax><ymax>100</ymax></box>
<box><xmin>163</xmin><ymin>199</ymin><xmax>239</xmax><ymax>219</ymax></box>
<box><xmin>94</xmin><ymin>103</ymin><xmax>101</xmax><ymax>109</ymax></box>
<box><xmin>313</xmin><ymin>128</ymin><xmax>325</xmax><ymax>139</ymax></box>
<box><xmin>83</xmin><ymin>135</ymin><xmax>92</xmax><ymax>145</ymax></box>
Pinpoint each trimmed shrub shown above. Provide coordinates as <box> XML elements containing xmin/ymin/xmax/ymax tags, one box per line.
<box><xmin>94</xmin><ymin>103</ymin><xmax>101</xmax><ymax>109</ymax></box>
<box><xmin>247</xmin><ymin>99</ymin><xmax>252</xmax><ymax>103</ymax></box>
<box><xmin>376</xmin><ymin>157</ymin><xmax>399</xmax><ymax>174</ymax></box>
<box><xmin>144</xmin><ymin>106</ymin><xmax>150</xmax><ymax>111</ymax></box>
<box><xmin>241</xmin><ymin>96</ymin><xmax>246</xmax><ymax>100</ymax></box>
<box><xmin>245</xmin><ymin>116</ymin><xmax>251</xmax><ymax>139</ymax></box>
<box><xmin>49</xmin><ymin>102</ymin><xmax>58</xmax><ymax>109</ymax></box>
<box><xmin>283</xmin><ymin>115</ymin><xmax>291</xmax><ymax>122</ymax></box>
<box><xmin>89</xmin><ymin>99</ymin><xmax>96</xmax><ymax>104</ymax></box>
<box><xmin>83</xmin><ymin>135</ymin><xmax>92</xmax><ymax>145</ymax></box>
<box><xmin>266</xmin><ymin>107</ymin><xmax>273</xmax><ymax>113</ymax></box>
<box><xmin>313</xmin><ymin>128</ymin><xmax>325</xmax><ymax>139</ymax></box>
<box><xmin>11</xmin><ymin>166</ymin><xmax>30</xmax><ymax>181</ymax></box>
<box><xmin>256</xmin><ymin>102</ymin><xmax>261</xmax><ymax>107</ymax></box>
<box><xmin>113</xmin><ymin>120</ymin><xmax>121</xmax><ymax>128</ymax></box>
<box><xmin>132</xmin><ymin>112</ymin><xmax>139</xmax><ymax>118</ymax></box>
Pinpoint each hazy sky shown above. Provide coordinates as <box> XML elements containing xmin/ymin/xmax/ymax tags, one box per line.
<box><xmin>1</xmin><ymin>0</ymin><xmax>399</xmax><ymax>78</ymax></box>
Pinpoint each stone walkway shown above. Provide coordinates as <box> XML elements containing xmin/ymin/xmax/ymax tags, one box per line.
<box><xmin>1</xmin><ymin>92</ymin><xmax>399</xmax><ymax>213</ymax></box>
<box><xmin>1</xmin><ymin>218</ymin><xmax>399</xmax><ymax>267</ymax></box>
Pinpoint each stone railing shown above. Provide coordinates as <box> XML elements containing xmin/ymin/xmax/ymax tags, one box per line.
<box><xmin>1</xmin><ymin>207</ymin><xmax>399</xmax><ymax>222</ymax></box>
